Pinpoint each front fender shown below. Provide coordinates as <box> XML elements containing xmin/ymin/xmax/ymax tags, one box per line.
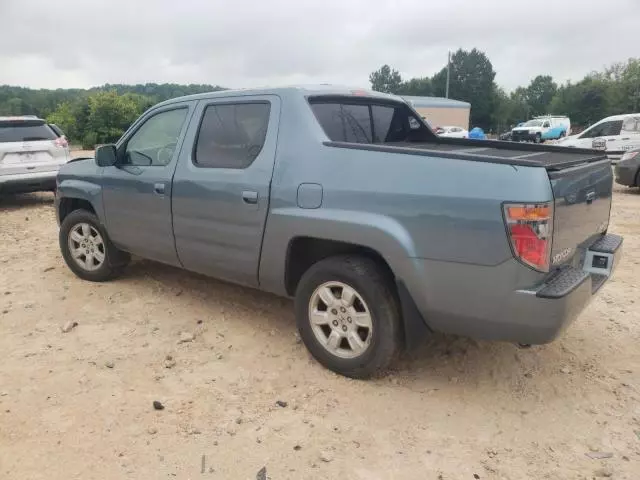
<box><xmin>258</xmin><ymin>207</ymin><xmax>417</xmax><ymax>296</ymax></box>
<box><xmin>56</xmin><ymin>178</ymin><xmax>105</xmax><ymax>224</ymax></box>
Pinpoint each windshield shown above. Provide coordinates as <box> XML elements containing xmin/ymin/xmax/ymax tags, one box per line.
<box><xmin>523</xmin><ymin>120</ymin><xmax>543</xmax><ymax>127</ymax></box>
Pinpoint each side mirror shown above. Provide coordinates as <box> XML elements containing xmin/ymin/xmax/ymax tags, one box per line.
<box><xmin>95</xmin><ymin>144</ymin><xmax>118</xmax><ymax>167</ymax></box>
<box><xmin>543</xmin><ymin>122</ymin><xmax>550</xmax><ymax>128</ymax></box>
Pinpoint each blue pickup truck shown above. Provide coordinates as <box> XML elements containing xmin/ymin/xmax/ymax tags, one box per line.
<box><xmin>55</xmin><ymin>86</ymin><xmax>623</xmax><ymax>378</ymax></box>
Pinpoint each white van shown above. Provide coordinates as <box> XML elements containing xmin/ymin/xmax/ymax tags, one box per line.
<box><xmin>558</xmin><ymin>113</ymin><xmax>640</xmax><ymax>160</ymax></box>
<box><xmin>511</xmin><ymin>115</ymin><xmax>571</xmax><ymax>143</ymax></box>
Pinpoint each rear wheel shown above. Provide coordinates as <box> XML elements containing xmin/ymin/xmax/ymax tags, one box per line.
<box><xmin>295</xmin><ymin>255</ymin><xmax>402</xmax><ymax>379</ymax></box>
<box><xmin>59</xmin><ymin>209</ymin><xmax>129</xmax><ymax>282</ymax></box>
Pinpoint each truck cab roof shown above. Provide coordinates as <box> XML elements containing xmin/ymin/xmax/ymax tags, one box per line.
<box><xmin>154</xmin><ymin>85</ymin><xmax>402</xmax><ymax>109</ymax></box>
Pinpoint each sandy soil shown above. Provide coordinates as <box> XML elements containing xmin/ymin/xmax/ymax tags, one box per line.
<box><xmin>1</xmin><ymin>182</ymin><xmax>639</xmax><ymax>480</ymax></box>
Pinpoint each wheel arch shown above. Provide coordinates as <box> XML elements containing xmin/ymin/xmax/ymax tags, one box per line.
<box><xmin>258</xmin><ymin>209</ymin><xmax>431</xmax><ymax>349</ymax></box>
<box><xmin>56</xmin><ymin>180</ymin><xmax>104</xmax><ymax>224</ymax></box>
<box><xmin>284</xmin><ymin>237</ymin><xmax>394</xmax><ymax>297</ymax></box>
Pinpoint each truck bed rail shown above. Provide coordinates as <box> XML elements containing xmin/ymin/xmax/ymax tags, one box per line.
<box><xmin>324</xmin><ymin>138</ymin><xmax>607</xmax><ymax>171</ymax></box>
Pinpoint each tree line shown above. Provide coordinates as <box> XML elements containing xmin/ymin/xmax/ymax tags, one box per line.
<box><xmin>0</xmin><ymin>83</ymin><xmax>223</xmax><ymax>148</ymax></box>
<box><xmin>370</xmin><ymin>49</ymin><xmax>640</xmax><ymax>132</ymax></box>
<box><xmin>1</xmin><ymin>51</ymin><xmax>639</xmax><ymax>145</ymax></box>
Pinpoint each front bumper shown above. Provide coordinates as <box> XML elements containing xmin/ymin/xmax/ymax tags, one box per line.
<box><xmin>0</xmin><ymin>170</ymin><xmax>58</xmax><ymax>194</ymax></box>
<box><xmin>511</xmin><ymin>132</ymin><xmax>539</xmax><ymax>142</ymax></box>
<box><xmin>403</xmin><ymin>233</ymin><xmax>623</xmax><ymax>345</ymax></box>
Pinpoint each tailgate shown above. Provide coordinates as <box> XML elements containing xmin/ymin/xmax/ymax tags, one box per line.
<box><xmin>548</xmin><ymin>159</ymin><xmax>613</xmax><ymax>267</ymax></box>
<box><xmin>0</xmin><ymin>140</ymin><xmax>68</xmax><ymax>176</ymax></box>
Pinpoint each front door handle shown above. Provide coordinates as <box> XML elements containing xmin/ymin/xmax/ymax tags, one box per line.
<box><xmin>154</xmin><ymin>182</ymin><xmax>166</xmax><ymax>195</ymax></box>
<box><xmin>242</xmin><ymin>190</ymin><xmax>258</xmax><ymax>204</ymax></box>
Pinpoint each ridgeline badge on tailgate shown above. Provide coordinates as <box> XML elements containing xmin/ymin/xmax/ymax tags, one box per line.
<box><xmin>552</xmin><ymin>247</ymin><xmax>573</xmax><ymax>265</ymax></box>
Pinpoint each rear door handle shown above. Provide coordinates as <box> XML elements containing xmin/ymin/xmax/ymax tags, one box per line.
<box><xmin>242</xmin><ymin>190</ymin><xmax>258</xmax><ymax>204</ymax></box>
<box><xmin>154</xmin><ymin>182</ymin><xmax>166</xmax><ymax>195</ymax></box>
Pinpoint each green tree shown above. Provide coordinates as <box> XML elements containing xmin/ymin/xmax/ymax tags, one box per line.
<box><xmin>614</xmin><ymin>58</ymin><xmax>640</xmax><ymax>112</ymax></box>
<box><xmin>47</xmin><ymin>101</ymin><xmax>81</xmax><ymax>140</ymax></box>
<box><xmin>432</xmin><ymin>48</ymin><xmax>497</xmax><ymax>129</ymax></box>
<box><xmin>369</xmin><ymin>65</ymin><xmax>403</xmax><ymax>93</ymax></box>
<box><xmin>525</xmin><ymin>75</ymin><xmax>557</xmax><ymax>116</ymax></box>
<box><xmin>491</xmin><ymin>87</ymin><xmax>529</xmax><ymax>133</ymax></box>
<box><xmin>397</xmin><ymin>77</ymin><xmax>433</xmax><ymax>96</ymax></box>
<box><xmin>550</xmin><ymin>77</ymin><xmax>610</xmax><ymax>126</ymax></box>
<box><xmin>86</xmin><ymin>91</ymin><xmax>143</xmax><ymax>146</ymax></box>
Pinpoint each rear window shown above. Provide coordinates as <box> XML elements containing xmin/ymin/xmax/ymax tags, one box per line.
<box><xmin>0</xmin><ymin>122</ymin><xmax>57</xmax><ymax>143</ymax></box>
<box><xmin>309</xmin><ymin>98</ymin><xmax>435</xmax><ymax>144</ymax></box>
<box><xmin>48</xmin><ymin>124</ymin><xmax>65</xmax><ymax>137</ymax></box>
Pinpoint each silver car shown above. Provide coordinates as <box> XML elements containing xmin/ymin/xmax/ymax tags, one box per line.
<box><xmin>0</xmin><ymin>116</ymin><xmax>70</xmax><ymax>194</ymax></box>
<box><xmin>614</xmin><ymin>147</ymin><xmax>640</xmax><ymax>187</ymax></box>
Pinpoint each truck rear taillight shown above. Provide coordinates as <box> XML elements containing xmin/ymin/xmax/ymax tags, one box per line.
<box><xmin>503</xmin><ymin>203</ymin><xmax>553</xmax><ymax>272</ymax></box>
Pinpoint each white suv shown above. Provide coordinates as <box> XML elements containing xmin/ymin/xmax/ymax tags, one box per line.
<box><xmin>557</xmin><ymin>113</ymin><xmax>640</xmax><ymax>161</ymax></box>
<box><xmin>0</xmin><ymin>116</ymin><xmax>70</xmax><ymax>194</ymax></box>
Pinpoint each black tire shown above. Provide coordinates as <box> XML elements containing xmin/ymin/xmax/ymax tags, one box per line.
<box><xmin>294</xmin><ymin>255</ymin><xmax>402</xmax><ymax>379</ymax></box>
<box><xmin>535</xmin><ymin>133</ymin><xmax>542</xmax><ymax>143</ymax></box>
<box><xmin>59</xmin><ymin>209</ymin><xmax>130</xmax><ymax>282</ymax></box>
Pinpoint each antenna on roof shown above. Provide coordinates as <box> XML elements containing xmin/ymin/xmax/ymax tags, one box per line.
<box><xmin>445</xmin><ymin>51</ymin><xmax>451</xmax><ymax>99</ymax></box>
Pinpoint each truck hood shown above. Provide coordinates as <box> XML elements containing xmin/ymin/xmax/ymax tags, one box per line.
<box><xmin>60</xmin><ymin>157</ymin><xmax>94</xmax><ymax>170</ymax></box>
<box><xmin>57</xmin><ymin>157</ymin><xmax>99</xmax><ymax>180</ymax></box>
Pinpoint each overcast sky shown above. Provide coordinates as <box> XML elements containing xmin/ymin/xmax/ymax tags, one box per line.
<box><xmin>1</xmin><ymin>0</ymin><xmax>639</xmax><ymax>92</ymax></box>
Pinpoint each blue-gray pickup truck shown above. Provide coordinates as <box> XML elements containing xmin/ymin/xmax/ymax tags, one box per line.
<box><xmin>55</xmin><ymin>86</ymin><xmax>623</xmax><ymax>378</ymax></box>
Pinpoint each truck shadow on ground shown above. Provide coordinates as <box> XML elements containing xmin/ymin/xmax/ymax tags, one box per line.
<box><xmin>0</xmin><ymin>192</ymin><xmax>55</xmax><ymax>211</ymax></box>
<box><xmin>614</xmin><ymin>187</ymin><xmax>640</xmax><ymax>196</ymax></box>
<box><xmin>123</xmin><ymin>259</ymin><xmax>573</xmax><ymax>390</ymax></box>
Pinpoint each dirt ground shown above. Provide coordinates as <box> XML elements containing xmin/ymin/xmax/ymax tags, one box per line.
<box><xmin>1</xmin><ymin>179</ymin><xmax>639</xmax><ymax>480</ymax></box>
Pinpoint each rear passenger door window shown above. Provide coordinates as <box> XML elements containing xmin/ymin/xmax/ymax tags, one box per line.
<box><xmin>194</xmin><ymin>102</ymin><xmax>271</xmax><ymax>169</ymax></box>
<box><xmin>370</xmin><ymin>105</ymin><xmax>395</xmax><ymax>142</ymax></box>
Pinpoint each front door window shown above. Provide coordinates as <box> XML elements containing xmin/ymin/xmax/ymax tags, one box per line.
<box><xmin>124</xmin><ymin>108</ymin><xmax>188</xmax><ymax>166</ymax></box>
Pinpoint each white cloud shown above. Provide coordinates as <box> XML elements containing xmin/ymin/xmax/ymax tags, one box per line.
<box><xmin>1</xmin><ymin>0</ymin><xmax>639</xmax><ymax>91</ymax></box>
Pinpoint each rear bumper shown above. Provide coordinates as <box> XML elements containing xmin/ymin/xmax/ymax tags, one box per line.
<box><xmin>403</xmin><ymin>233</ymin><xmax>623</xmax><ymax>345</ymax></box>
<box><xmin>510</xmin><ymin>234</ymin><xmax>623</xmax><ymax>343</ymax></box>
<box><xmin>0</xmin><ymin>170</ymin><xmax>58</xmax><ymax>193</ymax></box>
<box><xmin>614</xmin><ymin>164</ymin><xmax>638</xmax><ymax>186</ymax></box>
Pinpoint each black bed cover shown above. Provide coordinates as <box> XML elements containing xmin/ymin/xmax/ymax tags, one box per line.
<box><xmin>325</xmin><ymin>137</ymin><xmax>607</xmax><ymax>171</ymax></box>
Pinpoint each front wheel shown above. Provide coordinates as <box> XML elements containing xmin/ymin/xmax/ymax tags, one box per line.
<box><xmin>295</xmin><ymin>255</ymin><xmax>402</xmax><ymax>379</ymax></box>
<box><xmin>59</xmin><ymin>209</ymin><xmax>129</xmax><ymax>282</ymax></box>
<box><xmin>534</xmin><ymin>133</ymin><xmax>542</xmax><ymax>143</ymax></box>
